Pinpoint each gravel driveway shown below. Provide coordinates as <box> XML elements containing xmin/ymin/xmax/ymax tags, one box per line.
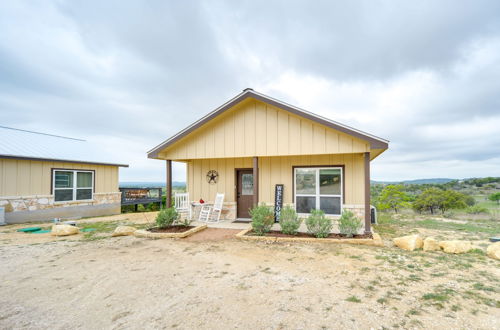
<box><xmin>0</xmin><ymin>231</ymin><xmax>499</xmax><ymax>329</ymax></box>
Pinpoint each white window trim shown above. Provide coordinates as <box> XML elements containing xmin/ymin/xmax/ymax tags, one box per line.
<box><xmin>53</xmin><ymin>170</ymin><xmax>94</xmax><ymax>203</ymax></box>
<box><xmin>294</xmin><ymin>167</ymin><xmax>343</xmax><ymax>216</ymax></box>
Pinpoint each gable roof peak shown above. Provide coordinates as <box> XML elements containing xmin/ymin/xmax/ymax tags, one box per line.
<box><xmin>148</xmin><ymin>89</ymin><xmax>389</xmax><ymax>158</ymax></box>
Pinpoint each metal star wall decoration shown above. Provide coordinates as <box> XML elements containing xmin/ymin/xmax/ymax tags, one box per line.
<box><xmin>206</xmin><ymin>170</ymin><xmax>218</xmax><ymax>184</ymax></box>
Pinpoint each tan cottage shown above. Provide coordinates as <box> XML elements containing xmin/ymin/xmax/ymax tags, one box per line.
<box><xmin>0</xmin><ymin>126</ymin><xmax>128</xmax><ymax>223</ymax></box>
<box><xmin>148</xmin><ymin>89</ymin><xmax>388</xmax><ymax>233</ymax></box>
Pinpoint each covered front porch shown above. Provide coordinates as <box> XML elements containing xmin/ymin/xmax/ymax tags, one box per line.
<box><xmin>164</xmin><ymin>152</ymin><xmax>373</xmax><ymax>233</ymax></box>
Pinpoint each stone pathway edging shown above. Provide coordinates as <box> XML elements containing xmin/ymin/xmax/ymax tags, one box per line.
<box><xmin>134</xmin><ymin>224</ymin><xmax>207</xmax><ymax>239</ymax></box>
<box><xmin>236</xmin><ymin>228</ymin><xmax>383</xmax><ymax>246</ymax></box>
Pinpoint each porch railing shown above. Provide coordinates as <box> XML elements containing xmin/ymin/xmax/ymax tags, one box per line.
<box><xmin>119</xmin><ymin>187</ymin><xmax>163</xmax><ymax>208</ymax></box>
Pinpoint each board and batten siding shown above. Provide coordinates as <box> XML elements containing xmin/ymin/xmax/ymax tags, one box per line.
<box><xmin>187</xmin><ymin>154</ymin><xmax>365</xmax><ymax>205</ymax></box>
<box><xmin>0</xmin><ymin>158</ymin><xmax>119</xmax><ymax>197</ymax></box>
<box><xmin>160</xmin><ymin>98</ymin><xmax>370</xmax><ymax>160</ymax></box>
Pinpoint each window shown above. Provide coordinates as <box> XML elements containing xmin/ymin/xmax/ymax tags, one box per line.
<box><xmin>53</xmin><ymin>170</ymin><xmax>94</xmax><ymax>202</ymax></box>
<box><xmin>294</xmin><ymin>167</ymin><xmax>342</xmax><ymax>215</ymax></box>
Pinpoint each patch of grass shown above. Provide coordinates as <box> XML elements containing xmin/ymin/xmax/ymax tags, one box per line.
<box><xmin>406</xmin><ymin>308</ymin><xmax>421</xmax><ymax>316</ymax></box>
<box><xmin>365</xmin><ymin>285</ymin><xmax>376</xmax><ymax>291</ymax></box>
<box><xmin>422</xmin><ymin>287</ymin><xmax>455</xmax><ymax>304</ymax></box>
<box><xmin>468</xmin><ymin>248</ymin><xmax>486</xmax><ymax>256</ymax></box>
<box><xmin>472</xmin><ymin>282</ymin><xmax>496</xmax><ymax>292</ymax></box>
<box><xmin>377</xmin><ymin>297</ymin><xmax>388</xmax><ymax>304</ymax></box>
<box><xmin>346</xmin><ymin>296</ymin><xmax>362</xmax><ymax>303</ymax></box>
<box><xmin>411</xmin><ymin>218</ymin><xmax>500</xmax><ymax>235</ymax></box>
<box><xmin>462</xmin><ymin>290</ymin><xmax>500</xmax><ymax>308</ymax></box>
<box><xmin>430</xmin><ymin>272</ymin><xmax>448</xmax><ymax>277</ymax></box>
<box><xmin>408</xmin><ymin>274</ymin><xmax>423</xmax><ymax>282</ymax></box>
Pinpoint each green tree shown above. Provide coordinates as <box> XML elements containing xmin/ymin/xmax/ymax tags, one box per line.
<box><xmin>488</xmin><ymin>192</ymin><xmax>500</xmax><ymax>205</ymax></box>
<box><xmin>464</xmin><ymin>195</ymin><xmax>476</xmax><ymax>206</ymax></box>
<box><xmin>412</xmin><ymin>188</ymin><xmax>442</xmax><ymax>214</ymax></box>
<box><xmin>438</xmin><ymin>190</ymin><xmax>467</xmax><ymax>214</ymax></box>
<box><xmin>377</xmin><ymin>185</ymin><xmax>410</xmax><ymax>213</ymax></box>
<box><xmin>413</xmin><ymin>188</ymin><xmax>467</xmax><ymax>214</ymax></box>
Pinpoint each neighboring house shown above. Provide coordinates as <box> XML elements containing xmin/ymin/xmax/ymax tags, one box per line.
<box><xmin>148</xmin><ymin>89</ymin><xmax>389</xmax><ymax>233</ymax></box>
<box><xmin>0</xmin><ymin>126</ymin><xmax>128</xmax><ymax>223</ymax></box>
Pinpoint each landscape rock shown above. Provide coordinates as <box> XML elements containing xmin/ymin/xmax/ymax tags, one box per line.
<box><xmin>439</xmin><ymin>240</ymin><xmax>472</xmax><ymax>254</ymax></box>
<box><xmin>112</xmin><ymin>226</ymin><xmax>137</xmax><ymax>237</ymax></box>
<box><xmin>486</xmin><ymin>242</ymin><xmax>500</xmax><ymax>260</ymax></box>
<box><xmin>51</xmin><ymin>224</ymin><xmax>79</xmax><ymax>236</ymax></box>
<box><xmin>393</xmin><ymin>234</ymin><xmax>423</xmax><ymax>251</ymax></box>
<box><xmin>423</xmin><ymin>237</ymin><xmax>441</xmax><ymax>251</ymax></box>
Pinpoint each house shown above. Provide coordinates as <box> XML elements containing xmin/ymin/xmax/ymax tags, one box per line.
<box><xmin>0</xmin><ymin>126</ymin><xmax>128</xmax><ymax>223</ymax></box>
<box><xmin>148</xmin><ymin>89</ymin><xmax>389</xmax><ymax>233</ymax></box>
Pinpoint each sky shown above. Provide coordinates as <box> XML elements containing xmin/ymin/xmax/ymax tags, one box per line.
<box><xmin>1</xmin><ymin>0</ymin><xmax>499</xmax><ymax>183</ymax></box>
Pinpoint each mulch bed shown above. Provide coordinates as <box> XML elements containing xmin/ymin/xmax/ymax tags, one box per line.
<box><xmin>147</xmin><ymin>226</ymin><xmax>195</xmax><ymax>233</ymax></box>
<box><xmin>247</xmin><ymin>230</ymin><xmax>373</xmax><ymax>239</ymax></box>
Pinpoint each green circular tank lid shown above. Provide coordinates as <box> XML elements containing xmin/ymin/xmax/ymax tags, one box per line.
<box><xmin>17</xmin><ymin>227</ymin><xmax>42</xmax><ymax>232</ymax></box>
<box><xmin>30</xmin><ymin>229</ymin><xmax>51</xmax><ymax>234</ymax></box>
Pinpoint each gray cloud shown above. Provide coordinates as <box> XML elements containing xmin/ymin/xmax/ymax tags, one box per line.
<box><xmin>0</xmin><ymin>0</ymin><xmax>499</xmax><ymax>182</ymax></box>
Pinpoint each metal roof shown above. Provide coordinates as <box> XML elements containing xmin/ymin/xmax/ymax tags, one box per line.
<box><xmin>148</xmin><ymin>89</ymin><xmax>389</xmax><ymax>158</ymax></box>
<box><xmin>0</xmin><ymin>126</ymin><xmax>128</xmax><ymax>167</ymax></box>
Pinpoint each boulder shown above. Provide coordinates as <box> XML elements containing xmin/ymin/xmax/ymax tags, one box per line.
<box><xmin>423</xmin><ymin>237</ymin><xmax>441</xmax><ymax>251</ymax></box>
<box><xmin>51</xmin><ymin>224</ymin><xmax>79</xmax><ymax>236</ymax></box>
<box><xmin>393</xmin><ymin>234</ymin><xmax>423</xmax><ymax>251</ymax></box>
<box><xmin>439</xmin><ymin>240</ymin><xmax>472</xmax><ymax>254</ymax></box>
<box><xmin>486</xmin><ymin>242</ymin><xmax>500</xmax><ymax>260</ymax></box>
<box><xmin>112</xmin><ymin>225</ymin><xmax>137</xmax><ymax>237</ymax></box>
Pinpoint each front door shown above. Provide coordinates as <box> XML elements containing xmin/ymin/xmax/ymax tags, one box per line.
<box><xmin>236</xmin><ymin>169</ymin><xmax>254</xmax><ymax>218</ymax></box>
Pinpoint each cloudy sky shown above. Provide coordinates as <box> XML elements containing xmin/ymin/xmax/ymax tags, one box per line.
<box><xmin>1</xmin><ymin>1</ymin><xmax>499</xmax><ymax>182</ymax></box>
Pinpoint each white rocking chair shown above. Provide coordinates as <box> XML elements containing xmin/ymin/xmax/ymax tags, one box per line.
<box><xmin>174</xmin><ymin>192</ymin><xmax>192</xmax><ymax>220</ymax></box>
<box><xmin>198</xmin><ymin>193</ymin><xmax>225</xmax><ymax>223</ymax></box>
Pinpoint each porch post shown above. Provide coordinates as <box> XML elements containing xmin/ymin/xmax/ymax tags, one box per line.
<box><xmin>364</xmin><ymin>152</ymin><xmax>371</xmax><ymax>234</ymax></box>
<box><xmin>253</xmin><ymin>156</ymin><xmax>259</xmax><ymax>207</ymax></box>
<box><xmin>166</xmin><ymin>159</ymin><xmax>172</xmax><ymax>208</ymax></box>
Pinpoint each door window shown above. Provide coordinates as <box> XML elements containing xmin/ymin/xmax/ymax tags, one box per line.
<box><xmin>241</xmin><ymin>173</ymin><xmax>253</xmax><ymax>195</ymax></box>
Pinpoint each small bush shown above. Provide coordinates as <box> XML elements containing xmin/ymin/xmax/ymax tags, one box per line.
<box><xmin>250</xmin><ymin>203</ymin><xmax>274</xmax><ymax>236</ymax></box>
<box><xmin>338</xmin><ymin>210</ymin><xmax>363</xmax><ymax>237</ymax></box>
<box><xmin>279</xmin><ymin>206</ymin><xmax>302</xmax><ymax>235</ymax></box>
<box><xmin>346</xmin><ymin>295</ymin><xmax>362</xmax><ymax>303</ymax></box>
<box><xmin>305</xmin><ymin>209</ymin><xmax>332</xmax><ymax>238</ymax></box>
<box><xmin>155</xmin><ymin>207</ymin><xmax>179</xmax><ymax>228</ymax></box>
<box><xmin>465</xmin><ymin>205</ymin><xmax>489</xmax><ymax>214</ymax></box>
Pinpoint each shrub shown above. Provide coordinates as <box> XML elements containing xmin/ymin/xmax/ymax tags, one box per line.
<box><xmin>279</xmin><ymin>206</ymin><xmax>302</xmax><ymax>235</ymax></box>
<box><xmin>466</xmin><ymin>205</ymin><xmax>489</xmax><ymax>214</ymax></box>
<box><xmin>155</xmin><ymin>207</ymin><xmax>179</xmax><ymax>228</ymax></box>
<box><xmin>305</xmin><ymin>209</ymin><xmax>332</xmax><ymax>238</ymax></box>
<box><xmin>250</xmin><ymin>203</ymin><xmax>274</xmax><ymax>235</ymax></box>
<box><xmin>338</xmin><ymin>210</ymin><xmax>363</xmax><ymax>237</ymax></box>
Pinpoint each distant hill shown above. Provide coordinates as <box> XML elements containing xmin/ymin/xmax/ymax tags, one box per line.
<box><xmin>120</xmin><ymin>181</ymin><xmax>185</xmax><ymax>188</ymax></box>
<box><xmin>371</xmin><ymin>178</ymin><xmax>455</xmax><ymax>185</ymax></box>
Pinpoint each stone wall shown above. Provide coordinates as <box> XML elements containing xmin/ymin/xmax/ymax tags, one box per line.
<box><xmin>0</xmin><ymin>192</ymin><xmax>122</xmax><ymax>223</ymax></box>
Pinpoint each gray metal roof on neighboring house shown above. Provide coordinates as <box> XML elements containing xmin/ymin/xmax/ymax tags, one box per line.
<box><xmin>0</xmin><ymin>126</ymin><xmax>128</xmax><ymax>167</ymax></box>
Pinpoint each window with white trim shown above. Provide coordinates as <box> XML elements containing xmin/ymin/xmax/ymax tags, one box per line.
<box><xmin>53</xmin><ymin>170</ymin><xmax>94</xmax><ymax>202</ymax></box>
<box><xmin>294</xmin><ymin>167</ymin><xmax>342</xmax><ymax>215</ymax></box>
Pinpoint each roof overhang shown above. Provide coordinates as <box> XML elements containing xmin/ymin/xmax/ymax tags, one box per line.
<box><xmin>148</xmin><ymin>89</ymin><xmax>389</xmax><ymax>159</ymax></box>
<box><xmin>0</xmin><ymin>154</ymin><xmax>129</xmax><ymax>167</ymax></box>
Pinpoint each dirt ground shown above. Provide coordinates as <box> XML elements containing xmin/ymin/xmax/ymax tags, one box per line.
<box><xmin>1</xmin><ymin>219</ymin><xmax>499</xmax><ymax>329</ymax></box>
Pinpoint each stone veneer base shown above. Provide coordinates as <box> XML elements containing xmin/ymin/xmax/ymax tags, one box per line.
<box><xmin>4</xmin><ymin>203</ymin><xmax>121</xmax><ymax>224</ymax></box>
<box><xmin>134</xmin><ymin>224</ymin><xmax>207</xmax><ymax>239</ymax></box>
<box><xmin>1</xmin><ymin>192</ymin><xmax>122</xmax><ymax>224</ymax></box>
<box><xmin>236</xmin><ymin>228</ymin><xmax>383</xmax><ymax>247</ymax></box>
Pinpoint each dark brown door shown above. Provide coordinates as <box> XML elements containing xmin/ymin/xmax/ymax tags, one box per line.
<box><xmin>236</xmin><ymin>169</ymin><xmax>254</xmax><ymax>218</ymax></box>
